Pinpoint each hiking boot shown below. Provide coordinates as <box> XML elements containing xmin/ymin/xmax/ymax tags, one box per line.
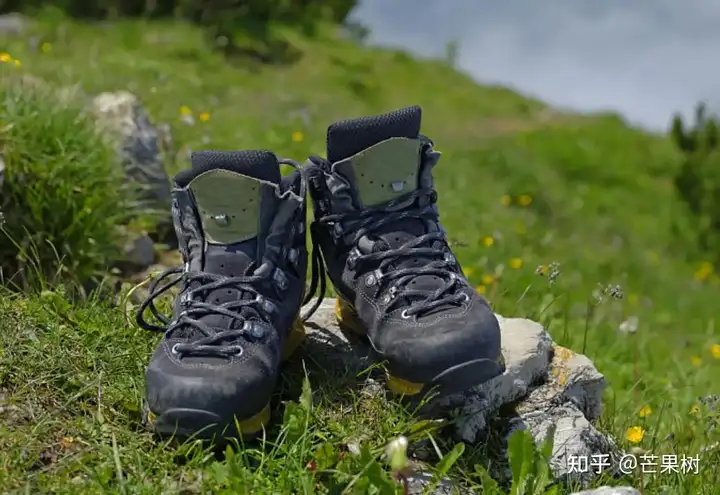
<box><xmin>303</xmin><ymin>106</ymin><xmax>505</xmax><ymax>399</ymax></box>
<box><xmin>136</xmin><ymin>150</ymin><xmax>308</xmax><ymax>441</ymax></box>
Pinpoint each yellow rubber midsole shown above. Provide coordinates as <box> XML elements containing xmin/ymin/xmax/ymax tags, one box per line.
<box><xmin>236</xmin><ymin>402</ymin><xmax>271</xmax><ymax>434</ymax></box>
<box><xmin>281</xmin><ymin>316</ymin><xmax>307</xmax><ymax>361</ymax></box>
<box><xmin>334</xmin><ymin>297</ymin><xmax>424</xmax><ymax>396</ymax></box>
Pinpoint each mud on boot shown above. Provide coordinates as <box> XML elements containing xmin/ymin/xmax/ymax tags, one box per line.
<box><xmin>136</xmin><ymin>150</ymin><xmax>308</xmax><ymax>443</ymax></box>
<box><xmin>303</xmin><ymin>106</ymin><xmax>505</xmax><ymax>401</ymax></box>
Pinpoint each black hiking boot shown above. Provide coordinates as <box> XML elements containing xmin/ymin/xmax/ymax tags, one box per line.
<box><xmin>136</xmin><ymin>150</ymin><xmax>308</xmax><ymax>441</ymax></box>
<box><xmin>303</xmin><ymin>106</ymin><xmax>505</xmax><ymax>400</ymax></box>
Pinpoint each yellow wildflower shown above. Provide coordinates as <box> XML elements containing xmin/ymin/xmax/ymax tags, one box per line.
<box><xmin>292</xmin><ymin>131</ymin><xmax>304</xmax><ymax>143</ymax></box>
<box><xmin>638</xmin><ymin>405</ymin><xmax>652</xmax><ymax>418</ymax></box>
<box><xmin>41</xmin><ymin>42</ymin><xmax>52</xmax><ymax>54</ymax></box>
<box><xmin>0</xmin><ymin>53</ymin><xmax>10</xmax><ymax>63</ymax></box>
<box><xmin>711</xmin><ymin>344</ymin><xmax>720</xmax><ymax>359</ymax></box>
<box><xmin>462</xmin><ymin>267</ymin><xmax>474</xmax><ymax>278</ymax></box>
<box><xmin>60</xmin><ymin>436</ymin><xmax>75</xmax><ymax>449</ymax></box>
<box><xmin>625</xmin><ymin>426</ymin><xmax>644</xmax><ymax>443</ymax></box>
<box><xmin>180</xmin><ymin>105</ymin><xmax>192</xmax><ymax>116</ymax></box>
<box><xmin>481</xmin><ymin>236</ymin><xmax>494</xmax><ymax>247</ymax></box>
<box><xmin>481</xmin><ymin>274</ymin><xmax>495</xmax><ymax>285</ymax></box>
<box><xmin>13</xmin><ymin>59</ymin><xmax>20</xmax><ymax>67</ymax></box>
<box><xmin>509</xmin><ymin>258</ymin><xmax>523</xmax><ymax>269</ymax></box>
<box><xmin>476</xmin><ymin>285</ymin><xmax>486</xmax><ymax>295</ymax></box>
<box><xmin>518</xmin><ymin>194</ymin><xmax>532</xmax><ymax>206</ymax></box>
<box><xmin>694</xmin><ymin>261</ymin><xmax>713</xmax><ymax>282</ymax></box>
<box><xmin>199</xmin><ymin>111</ymin><xmax>210</xmax><ymax>122</ymax></box>
<box><xmin>500</xmin><ymin>195</ymin><xmax>511</xmax><ymax>206</ymax></box>
<box><xmin>690</xmin><ymin>404</ymin><xmax>700</xmax><ymax>414</ymax></box>
<box><xmin>691</xmin><ymin>355</ymin><xmax>702</xmax><ymax>367</ymax></box>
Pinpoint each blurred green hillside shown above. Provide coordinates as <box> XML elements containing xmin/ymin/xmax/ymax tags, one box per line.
<box><xmin>1</xmin><ymin>7</ymin><xmax>719</xmax><ymax>494</ymax></box>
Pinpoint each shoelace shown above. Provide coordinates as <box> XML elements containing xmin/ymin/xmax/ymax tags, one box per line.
<box><xmin>136</xmin><ymin>158</ymin><xmax>307</xmax><ymax>358</ymax></box>
<box><xmin>301</xmin><ymin>162</ymin><xmax>466</xmax><ymax>321</ymax></box>
<box><xmin>136</xmin><ymin>266</ymin><xmax>277</xmax><ymax>357</ymax></box>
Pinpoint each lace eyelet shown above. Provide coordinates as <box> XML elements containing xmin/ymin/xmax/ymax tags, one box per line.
<box><xmin>250</xmin><ymin>324</ymin><xmax>266</xmax><ymax>339</ymax></box>
<box><xmin>273</xmin><ymin>268</ymin><xmax>289</xmax><ymax>291</ymax></box>
<box><xmin>401</xmin><ymin>309</ymin><xmax>411</xmax><ymax>319</ymax></box>
<box><xmin>365</xmin><ymin>274</ymin><xmax>377</xmax><ymax>287</ymax></box>
<box><xmin>262</xmin><ymin>299</ymin><xmax>275</xmax><ymax>314</ymax></box>
<box><xmin>231</xmin><ymin>346</ymin><xmax>244</xmax><ymax>357</ymax></box>
<box><xmin>461</xmin><ymin>292</ymin><xmax>470</xmax><ymax>303</ymax></box>
<box><xmin>171</xmin><ymin>343</ymin><xmax>181</xmax><ymax>355</ymax></box>
<box><xmin>287</xmin><ymin>248</ymin><xmax>299</xmax><ymax>264</ymax></box>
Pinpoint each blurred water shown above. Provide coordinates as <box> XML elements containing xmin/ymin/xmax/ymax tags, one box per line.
<box><xmin>351</xmin><ymin>0</ymin><xmax>720</xmax><ymax>131</ymax></box>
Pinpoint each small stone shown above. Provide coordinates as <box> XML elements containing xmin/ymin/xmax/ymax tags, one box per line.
<box><xmin>404</xmin><ymin>470</ymin><xmax>469</xmax><ymax>495</ymax></box>
<box><xmin>570</xmin><ymin>487</ymin><xmax>640</xmax><ymax>495</ymax></box>
<box><xmin>0</xmin><ymin>13</ymin><xmax>27</xmax><ymax>36</ymax></box>
<box><xmin>346</xmin><ymin>442</ymin><xmax>361</xmax><ymax>456</ymax></box>
<box><xmin>123</xmin><ymin>234</ymin><xmax>156</xmax><ymax>269</ymax></box>
<box><xmin>91</xmin><ymin>91</ymin><xmax>172</xmax><ymax>224</ymax></box>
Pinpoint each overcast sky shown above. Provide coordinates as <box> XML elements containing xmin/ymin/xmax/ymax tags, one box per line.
<box><xmin>350</xmin><ymin>0</ymin><xmax>718</xmax><ymax>131</ymax></box>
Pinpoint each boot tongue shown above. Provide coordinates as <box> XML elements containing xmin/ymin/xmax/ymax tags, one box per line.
<box><xmin>181</xmin><ymin>150</ymin><xmax>281</xmax><ymax>275</ymax></box>
<box><xmin>326</xmin><ymin>105</ymin><xmax>426</xmax><ymax>247</ymax></box>
<box><xmin>326</xmin><ymin>107</ymin><xmax>453</xmax><ymax>315</ymax></box>
<box><xmin>171</xmin><ymin>150</ymin><xmax>281</xmax><ymax>342</ymax></box>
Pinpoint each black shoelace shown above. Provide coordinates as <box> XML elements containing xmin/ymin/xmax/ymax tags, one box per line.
<box><xmin>301</xmin><ymin>171</ymin><xmax>467</xmax><ymax>321</ymax></box>
<box><xmin>136</xmin><ymin>266</ymin><xmax>277</xmax><ymax>357</ymax></box>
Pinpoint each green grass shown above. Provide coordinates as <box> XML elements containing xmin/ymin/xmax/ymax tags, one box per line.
<box><xmin>1</xmin><ymin>14</ymin><xmax>720</xmax><ymax>494</ymax></box>
<box><xmin>0</xmin><ymin>74</ymin><xmax>136</xmax><ymax>292</ymax></box>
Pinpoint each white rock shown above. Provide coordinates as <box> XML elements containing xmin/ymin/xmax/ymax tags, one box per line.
<box><xmin>123</xmin><ymin>234</ymin><xmax>156</xmax><ymax>269</ymax></box>
<box><xmin>91</xmin><ymin>91</ymin><xmax>172</xmax><ymax>218</ymax></box>
<box><xmin>0</xmin><ymin>13</ymin><xmax>26</xmax><ymax>35</ymax></box>
<box><xmin>571</xmin><ymin>487</ymin><xmax>640</xmax><ymax>495</ymax></box>
<box><xmin>440</xmin><ymin>315</ymin><xmax>554</xmax><ymax>443</ymax></box>
<box><xmin>405</xmin><ymin>470</ymin><xmax>468</xmax><ymax>495</ymax></box>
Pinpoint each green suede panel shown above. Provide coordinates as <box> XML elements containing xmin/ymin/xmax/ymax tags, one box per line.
<box><xmin>187</xmin><ymin>169</ymin><xmax>263</xmax><ymax>244</ymax></box>
<box><xmin>342</xmin><ymin>137</ymin><xmax>421</xmax><ymax>206</ymax></box>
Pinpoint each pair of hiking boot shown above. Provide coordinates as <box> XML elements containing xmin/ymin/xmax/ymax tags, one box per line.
<box><xmin>136</xmin><ymin>106</ymin><xmax>505</xmax><ymax>441</ymax></box>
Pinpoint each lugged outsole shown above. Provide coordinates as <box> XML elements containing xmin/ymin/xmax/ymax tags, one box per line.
<box><xmin>147</xmin><ymin>317</ymin><xmax>307</xmax><ymax>441</ymax></box>
<box><xmin>335</xmin><ymin>297</ymin><xmax>506</xmax><ymax>399</ymax></box>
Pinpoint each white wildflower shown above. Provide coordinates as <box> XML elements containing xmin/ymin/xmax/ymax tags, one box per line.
<box><xmin>618</xmin><ymin>316</ymin><xmax>639</xmax><ymax>334</ymax></box>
